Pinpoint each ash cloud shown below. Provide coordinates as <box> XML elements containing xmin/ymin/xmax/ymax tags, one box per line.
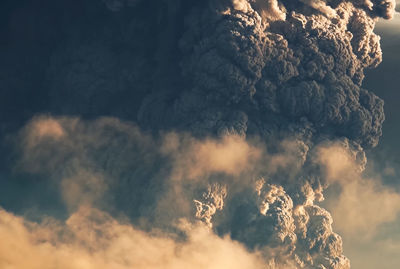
<box><xmin>9</xmin><ymin>115</ymin><xmax>385</xmax><ymax>268</ymax></box>
<box><xmin>140</xmin><ymin>0</ymin><xmax>386</xmax><ymax>149</ymax></box>
<box><xmin>0</xmin><ymin>0</ymin><xmax>398</xmax><ymax>268</ymax></box>
<box><xmin>0</xmin><ymin>206</ymin><xmax>266</xmax><ymax>269</ymax></box>
<box><xmin>316</xmin><ymin>142</ymin><xmax>400</xmax><ymax>239</ymax></box>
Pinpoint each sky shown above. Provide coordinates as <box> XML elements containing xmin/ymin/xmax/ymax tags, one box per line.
<box><xmin>1</xmin><ymin>1</ymin><xmax>400</xmax><ymax>268</ymax></box>
<box><xmin>365</xmin><ymin>10</ymin><xmax>400</xmax><ymax>164</ymax></box>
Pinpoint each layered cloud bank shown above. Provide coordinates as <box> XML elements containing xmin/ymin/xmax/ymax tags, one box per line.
<box><xmin>1</xmin><ymin>0</ymin><xmax>399</xmax><ymax>268</ymax></box>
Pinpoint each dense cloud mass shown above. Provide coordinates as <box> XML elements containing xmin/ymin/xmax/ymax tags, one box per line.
<box><xmin>0</xmin><ymin>0</ymin><xmax>398</xmax><ymax>268</ymax></box>
<box><xmin>139</xmin><ymin>0</ymin><xmax>387</xmax><ymax>149</ymax></box>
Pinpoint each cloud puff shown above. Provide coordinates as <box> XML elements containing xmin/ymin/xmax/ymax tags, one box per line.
<box><xmin>316</xmin><ymin>142</ymin><xmax>400</xmax><ymax>238</ymax></box>
<box><xmin>331</xmin><ymin>177</ymin><xmax>400</xmax><ymax>238</ymax></box>
<box><xmin>161</xmin><ymin>132</ymin><xmax>263</xmax><ymax>180</ymax></box>
<box><xmin>0</xmin><ymin>206</ymin><xmax>266</xmax><ymax>269</ymax></box>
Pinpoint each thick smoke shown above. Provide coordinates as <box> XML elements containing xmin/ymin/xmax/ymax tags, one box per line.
<box><xmin>0</xmin><ymin>0</ymin><xmax>398</xmax><ymax>268</ymax></box>
<box><xmin>135</xmin><ymin>0</ymin><xmax>393</xmax><ymax>267</ymax></box>
<box><xmin>140</xmin><ymin>0</ymin><xmax>386</xmax><ymax>149</ymax></box>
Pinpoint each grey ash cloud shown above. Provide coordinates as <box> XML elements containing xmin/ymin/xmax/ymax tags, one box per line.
<box><xmin>134</xmin><ymin>1</ymin><xmax>391</xmax><ymax>267</ymax></box>
<box><xmin>139</xmin><ymin>0</ymin><xmax>386</xmax><ymax>149</ymax></box>
<box><xmin>0</xmin><ymin>0</ymin><xmax>397</xmax><ymax>268</ymax></box>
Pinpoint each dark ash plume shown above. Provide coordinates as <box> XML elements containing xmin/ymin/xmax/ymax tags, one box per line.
<box><xmin>0</xmin><ymin>0</ymin><xmax>396</xmax><ymax>268</ymax></box>
<box><xmin>134</xmin><ymin>0</ymin><xmax>392</xmax><ymax>268</ymax></box>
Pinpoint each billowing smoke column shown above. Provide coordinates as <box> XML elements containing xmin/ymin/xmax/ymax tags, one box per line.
<box><xmin>2</xmin><ymin>0</ymin><xmax>395</xmax><ymax>268</ymax></box>
<box><xmin>139</xmin><ymin>0</ymin><xmax>387</xmax><ymax>148</ymax></box>
<box><xmin>134</xmin><ymin>0</ymin><xmax>391</xmax><ymax>268</ymax></box>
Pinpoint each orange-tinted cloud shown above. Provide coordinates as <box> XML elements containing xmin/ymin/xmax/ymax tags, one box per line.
<box><xmin>0</xmin><ymin>206</ymin><xmax>266</xmax><ymax>269</ymax></box>
<box><xmin>316</xmin><ymin>142</ymin><xmax>400</xmax><ymax>238</ymax></box>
